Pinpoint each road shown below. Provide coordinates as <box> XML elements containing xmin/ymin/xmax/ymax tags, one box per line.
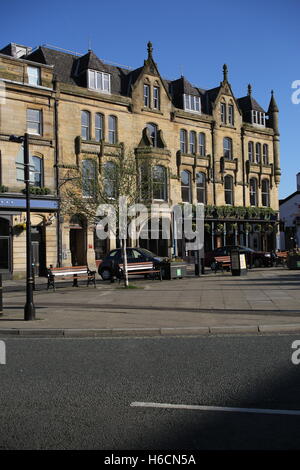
<box><xmin>0</xmin><ymin>334</ymin><xmax>300</xmax><ymax>450</ymax></box>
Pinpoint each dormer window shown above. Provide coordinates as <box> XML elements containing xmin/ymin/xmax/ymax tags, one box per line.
<box><xmin>27</xmin><ymin>66</ymin><xmax>41</xmax><ymax>86</ymax></box>
<box><xmin>252</xmin><ymin>110</ymin><xmax>265</xmax><ymax>126</ymax></box>
<box><xmin>184</xmin><ymin>94</ymin><xmax>201</xmax><ymax>113</ymax></box>
<box><xmin>88</xmin><ymin>70</ymin><xmax>111</xmax><ymax>93</ymax></box>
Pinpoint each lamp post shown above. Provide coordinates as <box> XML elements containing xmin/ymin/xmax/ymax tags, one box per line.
<box><xmin>10</xmin><ymin>133</ymin><xmax>35</xmax><ymax>320</ymax></box>
<box><xmin>23</xmin><ymin>133</ymin><xmax>35</xmax><ymax>320</ymax></box>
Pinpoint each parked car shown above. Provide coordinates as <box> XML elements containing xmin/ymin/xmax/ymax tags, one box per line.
<box><xmin>98</xmin><ymin>247</ymin><xmax>166</xmax><ymax>280</ymax></box>
<box><xmin>204</xmin><ymin>245</ymin><xmax>273</xmax><ymax>268</ymax></box>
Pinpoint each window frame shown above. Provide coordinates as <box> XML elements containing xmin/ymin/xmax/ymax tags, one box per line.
<box><xmin>27</xmin><ymin>108</ymin><xmax>42</xmax><ymax>136</ymax></box>
<box><xmin>223</xmin><ymin>137</ymin><xmax>233</xmax><ymax>160</ymax></box>
<box><xmin>189</xmin><ymin>131</ymin><xmax>196</xmax><ymax>155</ymax></box>
<box><xmin>180</xmin><ymin>129</ymin><xmax>187</xmax><ymax>153</ymax></box>
<box><xmin>248</xmin><ymin>141</ymin><xmax>254</xmax><ymax>163</ymax></box>
<box><xmin>31</xmin><ymin>155</ymin><xmax>43</xmax><ymax>187</ymax></box>
<box><xmin>249</xmin><ymin>178</ymin><xmax>258</xmax><ymax>206</ymax></box>
<box><xmin>95</xmin><ymin>113</ymin><xmax>104</xmax><ymax>142</ymax></box>
<box><xmin>153</xmin><ymin>86</ymin><xmax>160</xmax><ymax>109</ymax></box>
<box><xmin>255</xmin><ymin>142</ymin><xmax>261</xmax><ymax>163</ymax></box>
<box><xmin>184</xmin><ymin>94</ymin><xmax>201</xmax><ymax>113</ymax></box>
<box><xmin>82</xmin><ymin>158</ymin><xmax>96</xmax><ymax>198</ymax></box>
<box><xmin>199</xmin><ymin>132</ymin><xmax>206</xmax><ymax>156</ymax></box>
<box><xmin>261</xmin><ymin>179</ymin><xmax>270</xmax><ymax>207</ymax></box>
<box><xmin>108</xmin><ymin>115</ymin><xmax>117</xmax><ymax>144</ymax></box>
<box><xmin>27</xmin><ymin>66</ymin><xmax>41</xmax><ymax>86</ymax></box>
<box><xmin>81</xmin><ymin>110</ymin><xmax>91</xmax><ymax>141</ymax></box>
<box><xmin>228</xmin><ymin>104</ymin><xmax>234</xmax><ymax>125</ymax></box>
<box><xmin>196</xmin><ymin>172</ymin><xmax>206</xmax><ymax>204</ymax></box>
<box><xmin>221</xmin><ymin>102</ymin><xmax>227</xmax><ymax>124</ymax></box>
<box><xmin>144</xmin><ymin>84</ymin><xmax>150</xmax><ymax>107</ymax></box>
<box><xmin>88</xmin><ymin>69</ymin><xmax>111</xmax><ymax>93</ymax></box>
<box><xmin>152</xmin><ymin>165</ymin><xmax>167</xmax><ymax>201</ymax></box>
<box><xmin>263</xmin><ymin>144</ymin><xmax>269</xmax><ymax>165</ymax></box>
<box><xmin>224</xmin><ymin>174</ymin><xmax>234</xmax><ymax>205</ymax></box>
<box><xmin>181</xmin><ymin>170</ymin><xmax>192</xmax><ymax>203</ymax></box>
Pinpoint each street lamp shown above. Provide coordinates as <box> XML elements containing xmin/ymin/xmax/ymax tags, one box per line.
<box><xmin>10</xmin><ymin>133</ymin><xmax>35</xmax><ymax>320</ymax></box>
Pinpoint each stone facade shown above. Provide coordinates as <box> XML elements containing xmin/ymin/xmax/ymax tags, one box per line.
<box><xmin>0</xmin><ymin>42</ymin><xmax>281</xmax><ymax>277</ymax></box>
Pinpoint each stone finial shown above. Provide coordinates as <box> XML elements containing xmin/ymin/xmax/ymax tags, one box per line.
<box><xmin>223</xmin><ymin>63</ymin><xmax>228</xmax><ymax>82</ymax></box>
<box><xmin>147</xmin><ymin>41</ymin><xmax>153</xmax><ymax>59</ymax></box>
<box><xmin>247</xmin><ymin>83</ymin><xmax>252</xmax><ymax>96</ymax></box>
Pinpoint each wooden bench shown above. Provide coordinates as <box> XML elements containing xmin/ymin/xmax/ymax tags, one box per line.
<box><xmin>118</xmin><ymin>261</ymin><xmax>162</xmax><ymax>281</ymax></box>
<box><xmin>275</xmin><ymin>251</ymin><xmax>288</xmax><ymax>266</ymax></box>
<box><xmin>47</xmin><ymin>265</ymin><xmax>96</xmax><ymax>290</ymax></box>
<box><xmin>211</xmin><ymin>256</ymin><xmax>231</xmax><ymax>273</ymax></box>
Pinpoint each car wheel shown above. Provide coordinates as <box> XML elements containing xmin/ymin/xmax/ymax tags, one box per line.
<box><xmin>100</xmin><ymin>268</ymin><xmax>112</xmax><ymax>281</ymax></box>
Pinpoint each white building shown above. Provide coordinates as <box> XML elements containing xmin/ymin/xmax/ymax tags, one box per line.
<box><xmin>279</xmin><ymin>173</ymin><xmax>300</xmax><ymax>250</ymax></box>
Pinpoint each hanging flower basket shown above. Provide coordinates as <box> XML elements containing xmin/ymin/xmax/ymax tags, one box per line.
<box><xmin>215</xmin><ymin>223</ymin><xmax>224</xmax><ymax>234</ymax></box>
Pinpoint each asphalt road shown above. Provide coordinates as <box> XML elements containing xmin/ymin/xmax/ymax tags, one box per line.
<box><xmin>0</xmin><ymin>334</ymin><xmax>300</xmax><ymax>450</ymax></box>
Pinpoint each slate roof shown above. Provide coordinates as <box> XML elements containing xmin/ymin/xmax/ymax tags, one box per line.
<box><xmin>4</xmin><ymin>44</ymin><xmax>267</xmax><ymax>118</ymax></box>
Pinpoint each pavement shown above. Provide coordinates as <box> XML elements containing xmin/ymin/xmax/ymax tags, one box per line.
<box><xmin>0</xmin><ymin>266</ymin><xmax>300</xmax><ymax>337</ymax></box>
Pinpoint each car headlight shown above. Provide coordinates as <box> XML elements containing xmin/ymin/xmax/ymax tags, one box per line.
<box><xmin>265</xmin><ymin>253</ymin><xmax>271</xmax><ymax>257</ymax></box>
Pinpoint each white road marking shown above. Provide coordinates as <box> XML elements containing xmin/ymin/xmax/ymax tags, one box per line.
<box><xmin>130</xmin><ymin>401</ymin><xmax>300</xmax><ymax>417</ymax></box>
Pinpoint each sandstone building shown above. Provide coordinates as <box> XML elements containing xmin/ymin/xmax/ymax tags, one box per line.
<box><xmin>0</xmin><ymin>41</ymin><xmax>280</xmax><ymax>278</ymax></box>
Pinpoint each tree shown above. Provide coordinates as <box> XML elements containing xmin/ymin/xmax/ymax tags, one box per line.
<box><xmin>61</xmin><ymin>151</ymin><xmax>156</xmax><ymax>287</ymax></box>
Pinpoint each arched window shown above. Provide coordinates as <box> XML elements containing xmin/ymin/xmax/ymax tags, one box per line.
<box><xmin>81</xmin><ymin>110</ymin><xmax>90</xmax><ymax>140</ymax></box>
<box><xmin>147</xmin><ymin>123</ymin><xmax>157</xmax><ymax>147</ymax></box>
<box><xmin>224</xmin><ymin>175</ymin><xmax>234</xmax><ymax>205</ymax></box>
<box><xmin>181</xmin><ymin>170</ymin><xmax>192</xmax><ymax>203</ymax></box>
<box><xmin>152</xmin><ymin>165</ymin><xmax>167</xmax><ymax>201</ymax></box>
<box><xmin>31</xmin><ymin>156</ymin><xmax>43</xmax><ymax>187</ymax></box>
<box><xmin>262</xmin><ymin>179</ymin><xmax>270</xmax><ymax>207</ymax></box>
<box><xmin>189</xmin><ymin>131</ymin><xmax>196</xmax><ymax>155</ymax></box>
<box><xmin>108</xmin><ymin>115</ymin><xmax>117</xmax><ymax>144</ymax></box>
<box><xmin>199</xmin><ymin>133</ymin><xmax>206</xmax><ymax>156</ymax></box>
<box><xmin>82</xmin><ymin>159</ymin><xmax>96</xmax><ymax>197</ymax></box>
<box><xmin>248</xmin><ymin>141</ymin><xmax>254</xmax><ymax>162</ymax></box>
<box><xmin>196</xmin><ymin>172</ymin><xmax>206</xmax><ymax>204</ymax></box>
<box><xmin>103</xmin><ymin>161</ymin><xmax>117</xmax><ymax>199</ymax></box>
<box><xmin>180</xmin><ymin>129</ymin><xmax>187</xmax><ymax>153</ymax></box>
<box><xmin>95</xmin><ymin>113</ymin><xmax>104</xmax><ymax>142</ymax></box>
<box><xmin>223</xmin><ymin>137</ymin><xmax>233</xmax><ymax>159</ymax></box>
<box><xmin>249</xmin><ymin>178</ymin><xmax>258</xmax><ymax>206</ymax></box>
<box><xmin>263</xmin><ymin>144</ymin><xmax>269</xmax><ymax>165</ymax></box>
<box><xmin>255</xmin><ymin>143</ymin><xmax>261</xmax><ymax>163</ymax></box>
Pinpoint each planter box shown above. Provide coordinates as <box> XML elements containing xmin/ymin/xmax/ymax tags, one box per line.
<box><xmin>161</xmin><ymin>262</ymin><xmax>187</xmax><ymax>280</ymax></box>
<box><xmin>287</xmin><ymin>255</ymin><xmax>300</xmax><ymax>270</ymax></box>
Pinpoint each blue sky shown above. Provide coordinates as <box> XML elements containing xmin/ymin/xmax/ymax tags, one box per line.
<box><xmin>1</xmin><ymin>0</ymin><xmax>299</xmax><ymax>199</ymax></box>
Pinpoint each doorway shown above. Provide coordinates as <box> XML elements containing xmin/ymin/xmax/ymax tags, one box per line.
<box><xmin>31</xmin><ymin>225</ymin><xmax>46</xmax><ymax>276</ymax></box>
<box><xmin>69</xmin><ymin>215</ymin><xmax>87</xmax><ymax>266</ymax></box>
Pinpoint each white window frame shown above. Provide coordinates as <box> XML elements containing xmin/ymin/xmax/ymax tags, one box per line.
<box><xmin>27</xmin><ymin>66</ymin><xmax>41</xmax><ymax>86</ymax></box>
<box><xmin>88</xmin><ymin>70</ymin><xmax>111</xmax><ymax>93</ymax></box>
<box><xmin>184</xmin><ymin>94</ymin><xmax>201</xmax><ymax>113</ymax></box>
<box><xmin>27</xmin><ymin>109</ymin><xmax>42</xmax><ymax>135</ymax></box>
<box><xmin>144</xmin><ymin>84</ymin><xmax>150</xmax><ymax>107</ymax></box>
<box><xmin>153</xmin><ymin>86</ymin><xmax>160</xmax><ymax>109</ymax></box>
<box><xmin>252</xmin><ymin>110</ymin><xmax>266</xmax><ymax>127</ymax></box>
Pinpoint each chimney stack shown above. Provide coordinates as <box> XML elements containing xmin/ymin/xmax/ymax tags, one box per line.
<box><xmin>297</xmin><ymin>172</ymin><xmax>300</xmax><ymax>191</ymax></box>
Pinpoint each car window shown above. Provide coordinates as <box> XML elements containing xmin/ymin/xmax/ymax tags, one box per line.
<box><xmin>108</xmin><ymin>250</ymin><xmax>118</xmax><ymax>258</ymax></box>
<box><xmin>131</xmin><ymin>249</ymin><xmax>145</xmax><ymax>260</ymax></box>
